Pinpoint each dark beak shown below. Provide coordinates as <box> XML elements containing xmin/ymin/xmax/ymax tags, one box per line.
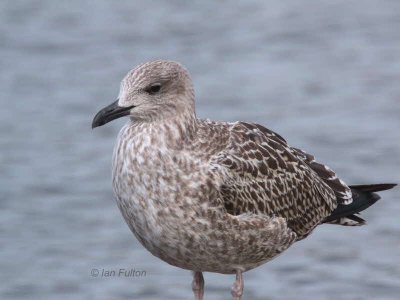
<box><xmin>92</xmin><ymin>100</ymin><xmax>134</xmax><ymax>129</ymax></box>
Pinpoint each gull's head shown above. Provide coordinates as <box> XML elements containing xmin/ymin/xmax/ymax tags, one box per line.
<box><xmin>92</xmin><ymin>60</ymin><xmax>194</xmax><ymax>128</ymax></box>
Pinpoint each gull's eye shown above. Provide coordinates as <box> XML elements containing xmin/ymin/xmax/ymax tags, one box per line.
<box><xmin>145</xmin><ymin>83</ymin><xmax>161</xmax><ymax>95</ymax></box>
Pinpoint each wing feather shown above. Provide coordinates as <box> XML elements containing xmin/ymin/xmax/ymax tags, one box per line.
<box><xmin>211</xmin><ymin>122</ymin><xmax>338</xmax><ymax>238</ymax></box>
<box><xmin>290</xmin><ymin>147</ymin><xmax>353</xmax><ymax>204</ymax></box>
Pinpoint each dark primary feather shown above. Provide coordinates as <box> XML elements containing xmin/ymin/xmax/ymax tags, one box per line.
<box><xmin>348</xmin><ymin>183</ymin><xmax>397</xmax><ymax>193</ymax></box>
<box><xmin>324</xmin><ymin>183</ymin><xmax>397</xmax><ymax>224</ymax></box>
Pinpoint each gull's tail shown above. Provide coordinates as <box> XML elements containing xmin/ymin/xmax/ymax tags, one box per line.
<box><xmin>324</xmin><ymin>183</ymin><xmax>397</xmax><ymax>226</ymax></box>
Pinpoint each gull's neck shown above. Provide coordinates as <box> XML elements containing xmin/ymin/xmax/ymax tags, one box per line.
<box><xmin>127</xmin><ymin>106</ymin><xmax>198</xmax><ymax>149</ymax></box>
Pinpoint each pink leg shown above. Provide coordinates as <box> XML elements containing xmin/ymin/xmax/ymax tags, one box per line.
<box><xmin>231</xmin><ymin>270</ymin><xmax>244</xmax><ymax>300</ymax></box>
<box><xmin>192</xmin><ymin>271</ymin><xmax>204</xmax><ymax>300</ymax></box>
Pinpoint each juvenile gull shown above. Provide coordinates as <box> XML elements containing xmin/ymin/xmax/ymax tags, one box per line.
<box><xmin>92</xmin><ymin>60</ymin><xmax>396</xmax><ymax>300</ymax></box>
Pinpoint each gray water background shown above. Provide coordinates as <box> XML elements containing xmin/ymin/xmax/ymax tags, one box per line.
<box><xmin>1</xmin><ymin>1</ymin><xmax>400</xmax><ymax>299</ymax></box>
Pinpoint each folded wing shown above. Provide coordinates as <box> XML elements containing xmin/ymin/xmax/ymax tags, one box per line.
<box><xmin>210</xmin><ymin>122</ymin><xmax>348</xmax><ymax>239</ymax></box>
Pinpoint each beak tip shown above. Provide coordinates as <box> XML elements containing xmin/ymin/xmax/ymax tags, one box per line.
<box><xmin>91</xmin><ymin>100</ymin><xmax>133</xmax><ymax>129</ymax></box>
<box><xmin>91</xmin><ymin>118</ymin><xmax>101</xmax><ymax>129</ymax></box>
<box><xmin>91</xmin><ymin>109</ymin><xmax>106</xmax><ymax>129</ymax></box>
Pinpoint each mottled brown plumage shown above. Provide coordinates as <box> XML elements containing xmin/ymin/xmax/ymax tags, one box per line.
<box><xmin>92</xmin><ymin>60</ymin><xmax>396</xmax><ymax>300</ymax></box>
